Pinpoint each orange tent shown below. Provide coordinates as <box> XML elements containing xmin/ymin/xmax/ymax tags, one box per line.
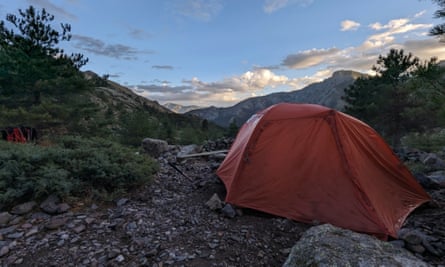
<box><xmin>217</xmin><ymin>103</ymin><xmax>430</xmax><ymax>239</ymax></box>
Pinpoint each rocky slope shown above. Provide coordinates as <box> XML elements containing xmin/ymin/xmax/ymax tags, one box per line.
<box><xmin>187</xmin><ymin>70</ymin><xmax>366</xmax><ymax>127</ymax></box>
<box><xmin>84</xmin><ymin>71</ymin><xmax>172</xmax><ymax>114</ymax></box>
<box><xmin>0</xmin><ymin>141</ymin><xmax>444</xmax><ymax>266</ymax></box>
<box><xmin>163</xmin><ymin>103</ymin><xmax>202</xmax><ymax>114</ymax></box>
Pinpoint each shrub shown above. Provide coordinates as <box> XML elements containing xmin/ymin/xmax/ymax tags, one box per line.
<box><xmin>402</xmin><ymin>129</ymin><xmax>445</xmax><ymax>153</ymax></box>
<box><xmin>0</xmin><ymin>136</ymin><xmax>158</xmax><ymax>208</ymax></box>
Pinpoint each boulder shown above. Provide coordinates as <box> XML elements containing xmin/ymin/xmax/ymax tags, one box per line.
<box><xmin>422</xmin><ymin>153</ymin><xmax>445</xmax><ymax>170</ymax></box>
<box><xmin>426</xmin><ymin>171</ymin><xmax>445</xmax><ymax>187</ymax></box>
<box><xmin>0</xmin><ymin>212</ymin><xmax>13</xmax><ymax>225</ymax></box>
<box><xmin>221</xmin><ymin>204</ymin><xmax>237</xmax><ymax>218</ymax></box>
<box><xmin>414</xmin><ymin>173</ymin><xmax>442</xmax><ymax>190</ymax></box>
<box><xmin>205</xmin><ymin>193</ymin><xmax>223</xmax><ymax>210</ymax></box>
<box><xmin>141</xmin><ymin>138</ymin><xmax>168</xmax><ymax>158</ymax></box>
<box><xmin>40</xmin><ymin>194</ymin><xmax>60</xmax><ymax>214</ymax></box>
<box><xmin>40</xmin><ymin>195</ymin><xmax>71</xmax><ymax>214</ymax></box>
<box><xmin>56</xmin><ymin>203</ymin><xmax>71</xmax><ymax>214</ymax></box>
<box><xmin>283</xmin><ymin>224</ymin><xmax>428</xmax><ymax>267</ymax></box>
<box><xmin>398</xmin><ymin>228</ymin><xmax>442</xmax><ymax>257</ymax></box>
<box><xmin>10</xmin><ymin>201</ymin><xmax>37</xmax><ymax>215</ymax></box>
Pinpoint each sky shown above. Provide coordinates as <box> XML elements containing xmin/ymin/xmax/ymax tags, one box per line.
<box><xmin>1</xmin><ymin>0</ymin><xmax>445</xmax><ymax>108</ymax></box>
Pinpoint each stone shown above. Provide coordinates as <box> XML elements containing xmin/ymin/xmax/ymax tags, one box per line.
<box><xmin>7</xmin><ymin>232</ymin><xmax>24</xmax><ymax>239</ymax></box>
<box><xmin>85</xmin><ymin>217</ymin><xmax>95</xmax><ymax>225</ymax></box>
<box><xmin>10</xmin><ymin>201</ymin><xmax>37</xmax><ymax>215</ymax></box>
<box><xmin>142</xmin><ymin>138</ymin><xmax>168</xmax><ymax>158</ymax></box>
<box><xmin>0</xmin><ymin>212</ymin><xmax>13</xmax><ymax>225</ymax></box>
<box><xmin>45</xmin><ymin>217</ymin><xmax>68</xmax><ymax>230</ymax></box>
<box><xmin>8</xmin><ymin>216</ymin><xmax>22</xmax><ymax>225</ymax></box>
<box><xmin>56</xmin><ymin>203</ymin><xmax>71</xmax><ymax>214</ymax></box>
<box><xmin>40</xmin><ymin>194</ymin><xmax>60</xmax><ymax>214</ymax></box>
<box><xmin>0</xmin><ymin>225</ymin><xmax>17</xmax><ymax>235</ymax></box>
<box><xmin>20</xmin><ymin>223</ymin><xmax>32</xmax><ymax>229</ymax></box>
<box><xmin>116</xmin><ymin>198</ymin><xmax>128</xmax><ymax>207</ymax></box>
<box><xmin>205</xmin><ymin>193</ymin><xmax>223</xmax><ymax>210</ymax></box>
<box><xmin>389</xmin><ymin>239</ymin><xmax>405</xmax><ymax>248</ymax></box>
<box><xmin>406</xmin><ymin>243</ymin><xmax>425</xmax><ymax>254</ymax></box>
<box><xmin>414</xmin><ymin>173</ymin><xmax>441</xmax><ymax>189</ymax></box>
<box><xmin>426</xmin><ymin>171</ymin><xmax>445</xmax><ymax>187</ymax></box>
<box><xmin>25</xmin><ymin>227</ymin><xmax>39</xmax><ymax>237</ymax></box>
<box><xmin>115</xmin><ymin>254</ymin><xmax>125</xmax><ymax>262</ymax></box>
<box><xmin>398</xmin><ymin>228</ymin><xmax>426</xmax><ymax>245</ymax></box>
<box><xmin>422</xmin><ymin>153</ymin><xmax>445</xmax><ymax>170</ymax></box>
<box><xmin>73</xmin><ymin>224</ymin><xmax>86</xmax><ymax>234</ymax></box>
<box><xmin>283</xmin><ymin>224</ymin><xmax>429</xmax><ymax>267</ymax></box>
<box><xmin>0</xmin><ymin>245</ymin><xmax>9</xmax><ymax>257</ymax></box>
<box><xmin>221</xmin><ymin>204</ymin><xmax>237</xmax><ymax>218</ymax></box>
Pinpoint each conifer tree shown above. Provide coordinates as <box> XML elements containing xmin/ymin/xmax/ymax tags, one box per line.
<box><xmin>343</xmin><ymin>49</ymin><xmax>441</xmax><ymax>146</ymax></box>
<box><xmin>0</xmin><ymin>6</ymin><xmax>88</xmax><ymax>105</ymax></box>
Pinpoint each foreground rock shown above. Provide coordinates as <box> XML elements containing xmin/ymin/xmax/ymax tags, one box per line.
<box><xmin>141</xmin><ymin>138</ymin><xmax>169</xmax><ymax>158</ymax></box>
<box><xmin>283</xmin><ymin>224</ymin><xmax>429</xmax><ymax>267</ymax></box>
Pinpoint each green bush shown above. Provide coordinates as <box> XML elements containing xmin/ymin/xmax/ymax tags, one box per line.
<box><xmin>0</xmin><ymin>136</ymin><xmax>158</xmax><ymax>208</ymax></box>
<box><xmin>402</xmin><ymin>129</ymin><xmax>445</xmax><ymax>153</ymax></box>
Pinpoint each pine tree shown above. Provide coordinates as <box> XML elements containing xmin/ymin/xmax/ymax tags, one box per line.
<box><xmin>0</xmin><ymin>6</ymin><xmax>88</xmax><ymax>105</ymax></box>
<box><xmin>343</xmin><ymin>49</ymin><xmax>441</xmax><ymax>146</ymax></box>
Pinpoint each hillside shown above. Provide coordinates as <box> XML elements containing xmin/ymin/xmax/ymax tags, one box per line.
<box><xmin>83</xmin><ymin>73</ymin><xmax>225</xmax><ymax>144</ymax></box>
<box><xmin>83</xmin><ymin>71</ymin><xmax>172</xmax><ymax>114</ymax></box>
<box><xmin>1</xmin><ymin>71</ymin><xmax>224</xmax><ymax>145</ymax></box>
<box><xmin>163</xmin><ymin>103</ymin><xmax>202</xmax><ymax>114</ymax></box>
<box><xmin>187</xmin><ymin>70</ymin><xmax>366</xmax><ymax>127</ymax></box>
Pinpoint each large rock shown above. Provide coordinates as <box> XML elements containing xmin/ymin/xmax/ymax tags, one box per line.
<box><xmin>422</xmin><ymin>153</ymin><xmax>445</xmax><ymax>170</ymax></box>
<box><xmin>10</xmin><ymin>201</ymin><xmax>37</xmax><ymax>215</ymax></box>
<box><xmin>141</xmin><ymin>138</ymin><xmax>168</xmax><ymax>158</ymax></box>
<box><xmin>0</xmin><ymin>212</ymin><xmax>13</xmax><ymax>225</ymax></box>
<box><xmin>426</xmin><ymin>171</ymin><xmax>445</xmax><ymax>187</ymax></box>
<box><xmin>283</xmin><ymin>224</ymin><xmax>429</xmax><ymax>267</ymax></box>
<box><xmin>40</xmin><ymin>194</ymin><xmax>60</xmax><ymax>214</ymax></box>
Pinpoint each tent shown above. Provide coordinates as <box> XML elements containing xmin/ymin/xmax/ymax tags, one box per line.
<box><xmin>217</xmin><ymin>103</ymin><xmax>430</xmax><ymax>239</ymax></box>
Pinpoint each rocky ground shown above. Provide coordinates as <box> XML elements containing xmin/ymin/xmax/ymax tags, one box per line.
<box><xmin>0</xmin><ymin>143</ymin><xmax>444</xmax><ymax>266</ymax></box>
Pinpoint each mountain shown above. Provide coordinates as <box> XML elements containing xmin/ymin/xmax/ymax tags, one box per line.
<box><xmin>83</xmin><ymin>71</ymin><xmax>173</xmax><ymax>114</ymax></box>
<box><xmin>163</xmin><ymin>103</ymin><xmax>202</xmax><ymax>113</ymax></box>
<box><xmin>187</xmin><ymin>70</ymin><xmax>366</xmax><ymax>127</ymax></box>
<box><xmin>82</xmin><ymin>72</ymin><xmax>224</xmax><ymax>144</ymax></box>
<box><xmin>1</xmin><ymin>70</ymin><xmax>224</xmax><ymax>145</ymax></box>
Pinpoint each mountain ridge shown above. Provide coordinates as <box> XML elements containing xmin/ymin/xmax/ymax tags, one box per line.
<box><xmin>163</xmin><ymin>103</ymin><xmax>202</xmax><ymax>114</ymax></box>
<box><xmin>186</xmin><ymin>70</ymin><xmax>366</xmax><ymax>127</ymax></box>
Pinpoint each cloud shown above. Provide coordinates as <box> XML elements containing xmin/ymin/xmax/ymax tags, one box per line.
<box><xmin>132</xmin><ymin>68</ymin><xmax>298</xmax><ymax>106</ymax></box>
<box><xmin>26</xmin><ymin>0</ymin><xmax>77</xmax><ymax>20</ymax></box>
<box><xmin>72</xmin><ymin>35</ymin><xmax>154</xmax><ymax>60</ymax></box>
<box><xmin>173</xmin><ymin>0</ymin><xmax>223</xmax><ymax>21</ymax></box>
<box><xmin>414</xmin><ymin>10</ymin><xmax>427</xmax><ymax>18</ymax></box>
<box><xmin>128</xmin><ymin>28</ymin><xmax>152</xmax><ymax>40</ymax></box>
<box><xmin>341</xmin><ymin>20</ymin><xmax>360</xmax><ymax>31</ymax></box>
<box><xmin>401</xmin><ymin>38</ymin><xmax>445</xmax><ymax>60</ymax></box>
<box><xmin>279</xmin><ymin>16</ymin><xmax>438</xmax><ymax>72</ymax></box>
<box><xmin>281</xmin><ymin>48</ymin><xmax>341</xmax><ymax>69</ymax></box>
<box><xmin>263</xmin><ymin>0</ymin><xmax>314</xmax><ymax>13</ymax></box>
<box><xmin>187</xmin><ymin>69</ymin><xmax>290</xmax><ymax>93</ymax></box>
<box><xmin>152</xmin><ymin>65</ymin><xmax>174</xmax><ymax>70</ymax></box>
<box><xmin>362</xmin><ymin>18</ymin><xmax>432</xmax><ymax>50</ymax></box>
<box><xmin>137</xmin><ymin>12</ymin><xmax>445</xmax><ymax>107</ymax></box>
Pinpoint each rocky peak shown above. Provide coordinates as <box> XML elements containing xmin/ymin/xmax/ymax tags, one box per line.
<box><xmin>188</xmin><ymin>70</ymin><xmax>367</xmax><ymax>127</ymax></box>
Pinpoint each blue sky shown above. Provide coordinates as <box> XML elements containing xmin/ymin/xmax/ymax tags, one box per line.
<box><xmin>1</xmin><ymin>0</ymin><xmax>444</xmax><ymax>107</ymax></box>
